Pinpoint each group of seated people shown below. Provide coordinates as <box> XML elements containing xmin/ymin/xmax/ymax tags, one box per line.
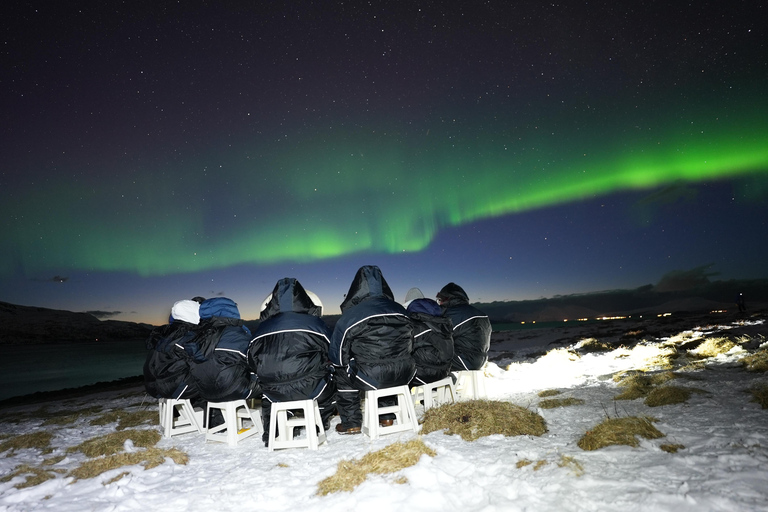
<box><xmin>143</xmin><ymin>265</ymin><xmax>492</xmax><ymax>443</ymax></box>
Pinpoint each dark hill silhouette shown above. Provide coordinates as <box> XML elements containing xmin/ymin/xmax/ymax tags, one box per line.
<box><xmin>0</xmin><ymin>301</ymin><xmax>153</xmax><ymax>344</ymax></box>
<box><xmin>476</xmin><ymin>279</ymin><xmax>768</xmax><ymax>323</ymax></box>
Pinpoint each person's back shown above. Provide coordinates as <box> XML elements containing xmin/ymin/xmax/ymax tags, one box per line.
<box><xmin>143</xmin><ymin>299</ymin><xmax>201</xmax><ymax>400</ymax></box>
<box><xmin>248</xmin><ymin>278</ymin><xmax>335</xmax><ymax>440</ymax></box>
<box><xmin>437</xmin><ymin>283</ymin><xmax>491</xmax><ymax>371</ymax></box>
<box><xmin>188</xmin><ymin>297</ymin><xmax>259</xmax><ymax>402</ymax></box>
<box><xmin>404</xmin><ymin>289</ymin><xmax>454</xmax><ymax>386</ymax></box>
<box><xmin>330</xmin><ymin>265</ymin><xmax>415</xmax><ymax>433</ymax></box>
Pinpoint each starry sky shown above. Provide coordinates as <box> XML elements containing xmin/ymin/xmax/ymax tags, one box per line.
<box><xmin>2</xmin><ymin>1</ymin><xmax>767</xmax><ymax>325</ymax></box>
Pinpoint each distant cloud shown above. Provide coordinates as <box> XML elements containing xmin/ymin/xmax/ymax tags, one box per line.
<box><xmin>86</xmin><ymin>310</ymin><xmax>122</xmax><ymax>319</ymax></box>
<box><xmin>655</xmin><ymin>264</ymin><xmax>719</xmax><ymax>292</ymax></box>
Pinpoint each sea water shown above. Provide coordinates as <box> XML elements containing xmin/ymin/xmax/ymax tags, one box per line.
<box><xmin>0</xmin><ymin>339</ymin><xmax>147</xmax><ymax>402</ymax></box>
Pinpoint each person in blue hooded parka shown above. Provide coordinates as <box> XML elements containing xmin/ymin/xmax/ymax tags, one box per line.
<box><xmin>437</xmin><ymin>282</ymin><xmax>492</xmax><ymax>371</ymax></box>
<box><xmin>188</xmin><ymin>297</ymin><xmax>259</xmax><ymax>404</ymax></box>
<box><xmin>248</xmin><ymin>278</ymin><xmax>336</xmax><ymax>445</ymax></box>
<box><xmin>143</xmin><ymin>298</ymin><xmax>203</xmax><ymax>401</ymax></box>
<box><xmin>330</xmin><ymin>265</ymin><xmax>415</xmax><ymax>434</ymax></box>
<box><xmin>402</xmin><ymin>287</ymin><xmax>454</xmax><ymax>386</ymax></box>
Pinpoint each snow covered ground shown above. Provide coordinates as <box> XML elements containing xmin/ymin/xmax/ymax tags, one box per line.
<box><xmin>1</xmin><ymin>312</ymin><xmax>767</xmax><ymax>511</ymax></box>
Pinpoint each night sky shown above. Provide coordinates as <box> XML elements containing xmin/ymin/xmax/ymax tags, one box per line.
<box><xmin>2</xmin><ymin>1</ymin><xmax>767</xmax><ymax>325</ymax></box>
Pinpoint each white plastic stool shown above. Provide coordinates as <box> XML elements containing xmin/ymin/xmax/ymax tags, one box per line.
<box><xmin>362</xmin><ymin>385</ymin><xmax>419</xmax><ymax>440</ymax></box>
<box><xmin>158</xmin><ymin>398</ymin><xmax>205</xmax><ymax>438</ymax></box>
<box><xmin>455</xmin><ymin>370</ymin><xmax>487</xmax><ymax>400</ymax></box>
<box><xmin>205</xmin><ymin>400</ymin><xmax>263</xmax><ymax>446</ymax></box>
<box><xmin>268</xmin><ymin>399</ymin><xmax>327</xmax><ymax>451</ymax></box>
<box><xmin>412</xmin><ymin>376</ymin><xmax>457</xmax><ymax>411</ymax></box>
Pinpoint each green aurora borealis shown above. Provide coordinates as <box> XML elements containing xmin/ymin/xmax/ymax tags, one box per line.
<box><xmin>3</xmin><ymin>92</ymin><xmax>767</xmax><ymax>278</ymax></box>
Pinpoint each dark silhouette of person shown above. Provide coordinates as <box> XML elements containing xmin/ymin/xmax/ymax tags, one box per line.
<box><xmin>329</xmin><ymin>265</ymin><xmax>415</xmax><ymax>434</ymax></box>
<box><xmin>437</xmin><ymin>282</ymin><xmax>492</xmax><ymax>371</ymax></box>
<box><xmin>248</xmin><ymin>278</ymin><xmax>335</xmax><ymax>446</ymax></box>
<box><xmin>736</xmin><ymin>293</ymin><xmax>747</xmax><ymax>313</ymax></box>
<box><xmin>403</xmin><ymin>287</ymin><xmax>454</xmax><ymax>386</ymax></box>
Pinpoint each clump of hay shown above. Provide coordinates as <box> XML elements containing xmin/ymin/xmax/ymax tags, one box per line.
<box><xmin>577</xmin><ymin>337</ymin><xmax>612</xmax><ymax>353</ymax></box>
<box><xmin>676</xmin><ymin>361</ymin><xmax>707</xmax><ymax>373</ymax></box>
<box><xmin>420</xmin><ymin>400</ymin><xmax>547</xmax><ymax>441</ymax></box>
<box><xmin>0</xmin><ymin>464</ymin><xmax>66</xmax><ymax>489</ymax></box>
<box><xmin>42</xmin><ymin>455</ymin><xmax>66</xmax><ymax>466</ymax></box>
<box><xmin>538</xmin><ymin>389</ymin><xmax>561</xmax><ymax>398</ymax></box>
<box><xmin>689</xmin><ymin>337</ymin><xmax>737</xmax><ymax>359</ymax></box>
<box><xmin>104</xmin><ymin>471</ymin><xmax>131</xmax><ymax>485</ymax></box>
<box><xmin>645</xmin><ymin>346</ymin><xmax>678</xmax><ymax>370</ymax></box>
<box><xmin>666</xmin><ymin>330</ymin><xmax>702</xmax><ymax>345</ymax></box>
<box><xmin>540</xmin><ymin>348</ymin><xmax>580</xmax><ymax>363</ymax></box>
<box><xmin>0</xmin><ymin>431</ymin><xmax>54</xmax><ymax>456</ymax></box>
<box><xmin>644</xmin><ymin>386</ymin><xmax>694</xmax><ymax>407</ymax></box>
<box><xmin>539</xmin><ymin>397</ymin><xmax>585</xmax><ymax>409</ymax></box>
<box><xmin>41</xmin><ymin>406</ymin><xmax>104</xmax><ymax>426</ymax></box>
<box><xmin>613</xmin><ymin>371</ymin><xmax>677</xmax><ymax>401</ymax></box>
<box><xmin>741</xmin><ymin>349</ymin><xmax>768</xmax><ymax>372</ymax></box>
<box><xmin>67</xmin><ymin>429</ymin><xmax>161</xmax><ymax>458</ymax></box>
<box><xmin>68</xmin><ymin>447</ymin><xmax>189</xmax><ymax>481</ymax></box>
<box><xmin>577</xmin><ymin>416</ymin><xmax>664</xmax><ymax>451</ymax></box>
<box><xmin>621</xmin><ymin>329</ymin><xmax>646</xmax><ymax>340</ymax></box>
<box><xmin>749</xmin><ymin>384</ymin><xmax>768</xmax><ymax>409</ymax></box>
<box><xmin>316</xmin><ymin>439</ymin><xmax>435</xmax><ymax>496</ymax></box>
<box><xmin>90</xmin><ymin>409</ymin><xmax>157</xmax><ymax>430</ymax></box>
<box><xmin>660</xmin><ymin>443</ymin><xmax>685</xmax><ymax>453</ymax></box>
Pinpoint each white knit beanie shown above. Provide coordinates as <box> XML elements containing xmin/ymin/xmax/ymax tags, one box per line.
<box><xmin>171</xmin><ymin>299</ymin><xmax>201</xmax><ymax>325</ymax></box>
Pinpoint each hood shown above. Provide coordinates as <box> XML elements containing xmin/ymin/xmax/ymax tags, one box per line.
<box><xmin>199</xmin><ymin>297</ymin><xmax>241</xmax><ymax>320</ymax></box>
<box><xmin>436</xmin><ymin>282</ymin><xmax>470</xmax><ymax>306</ymax></box>
<box><xmin>406</xmin><ymin>297</ymin><xmax>442</xmax><ymax>316</ymax></box>
<box><xmin>402</xmin><ymin>287</ymin><xmax>425</xmax><ymax>309</ymax></box>
<box><xmin>260</xmin><ymin>277</ymin><xmax>323</xmax><ymax>320</ymax></box>
<box><xmin>339</xmin><ymin>265</ymin><xmax>395</xmax><ymax>312</ymax></box>
<box><xmin>170</xmin><ymin>299</ymin><xmax>200</xmax><ymax>325</ymax></box>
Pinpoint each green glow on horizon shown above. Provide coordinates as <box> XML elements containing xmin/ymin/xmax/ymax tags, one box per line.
<box><xmin>2</xmin><ymin>95</ymin><xmax>767</xmax><ymax>277</ymax></box>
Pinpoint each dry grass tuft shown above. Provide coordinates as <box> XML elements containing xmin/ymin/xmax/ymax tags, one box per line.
<box><xmin>533</xmin><ymin>460</ymin><xmax>548</xmax><ymax>471</ymax></box>
<box><xmin>613</xmin><ymin>371</ymin><xmax>677</xmax><ymax>401</ymax></box>
<box><xmin>42</xmin><ymin>455</ymin><xmax>66</xmax><ymax>466</ymax></box>
<box><xmin>0</xmin><ymin>431</ymin><xmax>54</xmax><ymax>456</ymax></box>
<box><xmin>660</xmin><ymin>443</ymin><xmax>685</xmax><ymax>453</ymax></box>
<box><xmin>557</xmin><ymin>455</ymin><xmax>584</xmax><ymax>477</ymax></box>
<box><xmin>103</xmin><ymin>471</ymin><xmax>131</xmax><ymax>485</ymax></box>
<box><xmin>622</xmin><ymin>329</ymin><xmax>646</xmax><ymax>340</ymax></box>
<box><xmin>90</xmin><ymin>409</ymin><xmax>157</xmax><ymax>430</ymax></box>
<box><xmin>516</xmin><ymin>459</ymin><xmax>533</xmax><ymax>468</ymax></box>
<box><xmin>538</xmin><ymin>389</ymin><xmax>561</xmax><ymax>398</ymax></box>
<box><xmin>539</xmin><ymin>397</ymin><xmax>585</xmax><ymax>409</ymax></box>
<box><xmin>577</xmin><ymin>338</ymin><xmax>612</xmax><ymax>353</ymax></box>
<box><xmin>645</xmin><ymin>347</ymin><xmax>678</xmax><ymax>370</ymax></box>
<box><xmin>741</xmin><ymin>349</ymin><xmax>768</xmax><ymax>372</ymax></box>
<box><xmin>420</xmin><ymin>400</ymin><xmax>547</xmax><ymax>441</ymax></box>
<box><xmin>644</xmin><ymin>386</ymin><xmax>695</xmax><ymax>407</ymax></box>
<box><xmin>40</xmin><ymin>406</ymin><xmax>104</xmax><ymax>426</ymax></box>
<box><xmin>316</xmin><ymin>439</ymin><xmax>435</xmax><ymax>496</ymax></box>
<box><xmin>689</xmin><ymin>337</ymin><xmax>737</xmax><ymax>359</ymax></box>
<box><xmin>68</xmin><ymin>447</ymin><xmax>189</xmax><ymax>481</ymax></box>
<box><xmin>67</xmin><ymin>429</ymin><xmax>161</xmax><ymax>458</ymax></box>
<box><xmin>577</xmin><ymin>416</ymin><xmax>664</xmax><ymax>451</ymax></box>
<box><xmin>749</xmin><ymin>384</ymin><xmax>768</xmax><ymax>409</ymax></box>
<box><xmin>0</xmin><ymin>464</ymin><xmax>66</xmax><ymax>489</ymax></box>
